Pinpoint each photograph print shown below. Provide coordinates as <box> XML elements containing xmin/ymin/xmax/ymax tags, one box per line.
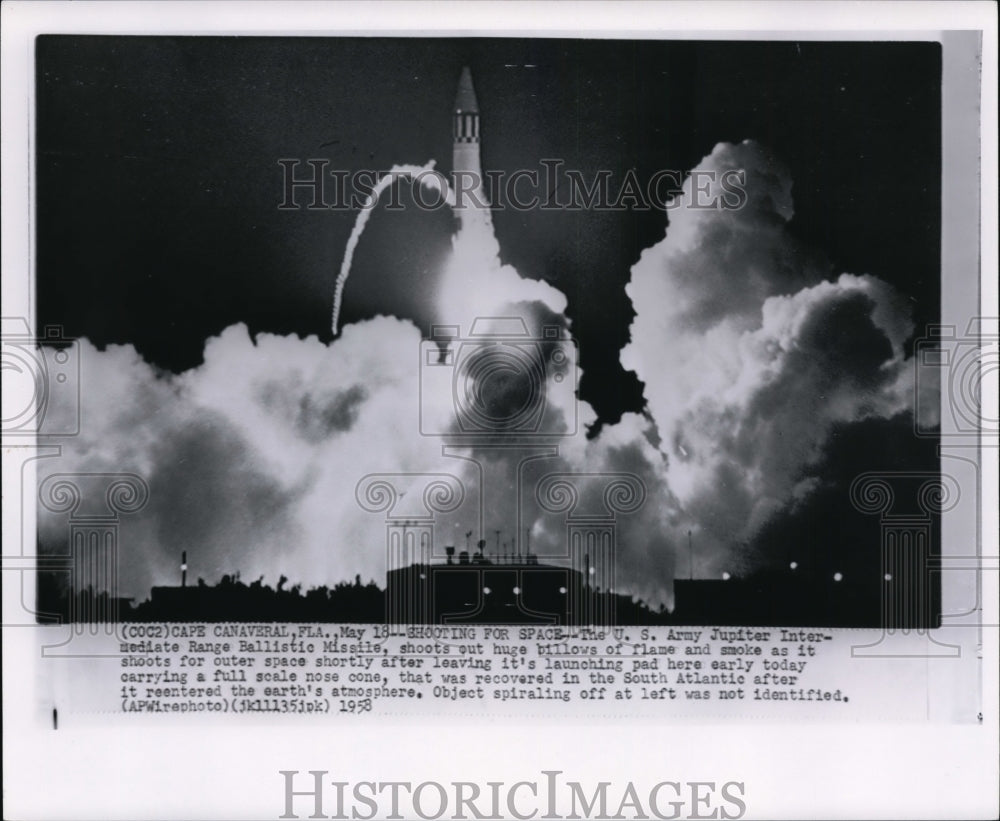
<box><xmin>29</xmin><ymin>35</ymin><xmax>945</xmax><ymax>629</ymax></box>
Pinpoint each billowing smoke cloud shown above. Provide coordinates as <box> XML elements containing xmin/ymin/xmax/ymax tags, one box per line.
<box><xmin>621</xmin><ymin>139</ymin><xmax>917</xmax><ymax>577</ymax></box>
<box><xmin>37</xmin><ymin>155</ymin><xmax>578</xmax><ymax>604</ymax></box>
<box><xmin>428</xmin><ymin>183</ymin><xmax>682</xmax><ymax>609</ymax></box>
<box><xmin>38</xmin><ymin>319</ymin><xmax>466</xmax><ymax>598</ymax></box>
<box><xmin>539</xmin><ymin>412</ymin><xmax>680</xmax><ymax>609</ymax></box>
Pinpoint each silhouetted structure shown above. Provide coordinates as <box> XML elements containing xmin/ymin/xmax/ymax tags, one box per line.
<box><xmin>36</xmin><ymin>531</ymin><xmax>941</xmax><ymax>628</ymax></box>
<box><xmin>35</xmin><ymin>564</ymin><xmax>942</xmax><ymax>627</ymax></box>
<box><xmin>37</xmin><ymin>573</ymin><xmax>385</xmax><ymax>623</ymax></box>
<box><xmin>672</xmin><ymin>571</ymin><xmax>940</xmax><ymax>629</ymax></box>
<box><xmin>672</xmin><ymin>576</ymin><xmax>868</xmax><ymax>627</ymax></box>
<box><xmin>386</xmin><ymin>555</ymin><xmax>606</xmax><ymax>624</ymax></box>
<box><xmin>134</xmin><ymin>573</ymin><xmax>384</xmax><ymax>622</ymax></box>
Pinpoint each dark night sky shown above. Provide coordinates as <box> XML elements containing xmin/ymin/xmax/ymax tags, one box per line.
<box><xmin>36</xmin><ymin>37</ymin><xmax>940</xmax><ymax>427</ymax></box>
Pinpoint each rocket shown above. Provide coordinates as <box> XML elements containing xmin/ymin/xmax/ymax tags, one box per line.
<box><xmin>452</xmin><ymin>66</ymin><xmax>491</xmax><ymax>224</ymax></box>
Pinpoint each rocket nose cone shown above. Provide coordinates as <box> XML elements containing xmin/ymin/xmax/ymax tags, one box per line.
<box><xmin>454</xmin><ymin>66</ymin><xmax>479</xmax><ymax>114</ymax></box>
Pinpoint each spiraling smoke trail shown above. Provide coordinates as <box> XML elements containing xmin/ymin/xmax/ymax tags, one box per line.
<box><xmin>331</xmin><ymin>161</ymin><xmax>454</xmax><ymax>335</ymax></box>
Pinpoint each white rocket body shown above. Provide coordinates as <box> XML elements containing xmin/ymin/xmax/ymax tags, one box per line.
<box><xmin>452</xmin><ymin>67</ymin><xmax>491</xmax><ymax>229</ymax></box>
